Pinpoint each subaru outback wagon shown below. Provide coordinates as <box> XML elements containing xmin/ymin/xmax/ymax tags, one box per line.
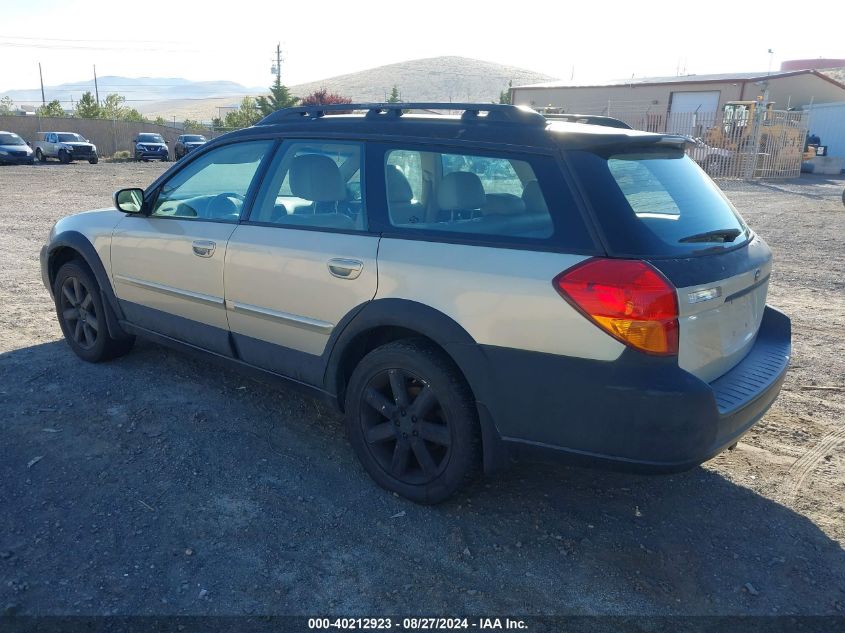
<box><xmin>40</xmin><ymin>103</ymin><xmax>791</xmax><ymax>503</ymax></box>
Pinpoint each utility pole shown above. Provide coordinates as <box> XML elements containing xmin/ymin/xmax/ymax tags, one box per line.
<box><xmin>93</xmin><ymin>64</ymin><xmax>100</xmax><ymax>106</ymax></box>
<box><xmin>38</xmin><ymin>63</ymin><xmax>46</xmax><ymax>107</ymax></box>
<box><xmin>273</xmin><ymin>43</ymin><xmax>283</xmax><ymax>85</ymax></box>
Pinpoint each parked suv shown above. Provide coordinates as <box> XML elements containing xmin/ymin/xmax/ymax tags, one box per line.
<box><xmin>40</xmin><ymin>103</ymin><xmax>791</xmax><ymax>503</ymax></box>
<box><xmin>0</xmin><ymin>131</ymin><xmax>35</xmax><ymax>165</ymax></box>
<box><xmin>174</xmin><ymin>134</ymin><xmax>207</xmax><ymax>159</ymax></box>
<box><xmin>34</xmin><ymin>132</ymin><xmax>98</xmax><ymax>164</ymax></box>
<box><xmin>133</xmin><ymin>133</ymin><xmax>169</xmax><ymax>162</ymax></box>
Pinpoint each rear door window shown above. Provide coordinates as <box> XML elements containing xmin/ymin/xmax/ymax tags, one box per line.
<box><xmin>375</xmin><ymin>145</ymin><xmax>596</xmax><ymax>251</ymax></box>
<box><xmin>570</xmin><ymin>149</ymin><xmax>749</xmax><ymax>257</ymax></box>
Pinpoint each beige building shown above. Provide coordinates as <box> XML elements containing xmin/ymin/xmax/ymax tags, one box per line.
<box><xmin>511</xmin><ymin>69</ymin><xmax>845</xmax><ymax>119</ymax></box>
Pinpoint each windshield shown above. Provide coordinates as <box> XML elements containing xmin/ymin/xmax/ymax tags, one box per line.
<box><xmin>0</xmin><ymin>133</ymin><xmax>25</xmax><ymax>146</ymax></box>
<box><xmin>138</xmin><ymin>134</ymin><xmax>164</xmax><ymax>143</ymax></box>
<box><xmin>57</xmin><ymin>133</ymin><xmax>85</xmax><ymax>143</ymax></box>
<box><xmin>183</xmin><ymin>135</ymin><xmax>206</xmax><ymax>142</ymax></box>
<box><xmin>570</xmin><ymin>149</ymin><xmax>749</xmax><ymax>257</ymax></box>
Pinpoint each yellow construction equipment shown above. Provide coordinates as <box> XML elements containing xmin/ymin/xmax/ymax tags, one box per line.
<box><xmin>704</xmin><ymin>100</ymin><xmax>810</xmax><ymax>175</ymax></box>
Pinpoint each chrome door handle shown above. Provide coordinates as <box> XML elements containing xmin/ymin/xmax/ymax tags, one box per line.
<box><xmin>192</xmin><ymin>240</ymin><xmax>216</xmax><ymax>258</ymax></box>
<box><xmin>327</xmin><ymin>258</ymin><xmax>363</xmax><ymax>280</ymax></box>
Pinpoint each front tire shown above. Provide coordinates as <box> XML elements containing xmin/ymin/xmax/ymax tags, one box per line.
<box><xmin>88</xmin><ymin>155</ymin><xmax>99</xmax><ymax>165</ymax></box>
<box><xmin>58</xmin><ymin>150</ymin><xmax>71</xmax><ymax>164</ymax></box>
<box><xmin>54</xmin><ymin>261</ymin><xmax>134</xmax><ymax>363</ymax></box>
<box><xmin>344</xmin><ymin>339</ymin><xmax>481</xmax><ymax>504</ymax></box>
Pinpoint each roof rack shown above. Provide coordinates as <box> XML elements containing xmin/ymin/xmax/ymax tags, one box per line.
<box><xmin>543</xmin><ymin>113</ymin><xmax>632</xmax><ymax>129</ymax></box>
<box><xmin>257</xmin><ymin>102</ymin><xmax>547</xmax><ymax>127</ymax></box>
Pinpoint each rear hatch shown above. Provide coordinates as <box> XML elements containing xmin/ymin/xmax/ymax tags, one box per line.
<box><xmin>569</xmin><ymin>144</ymin><xmax>771</xmax><ymax>382</ymax></box>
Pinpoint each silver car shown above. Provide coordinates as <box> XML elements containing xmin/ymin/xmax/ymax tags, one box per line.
<box><xmin>40</xmin><ymin>103</ymin><xmax>791</xmax><ymax>503</ymax></box>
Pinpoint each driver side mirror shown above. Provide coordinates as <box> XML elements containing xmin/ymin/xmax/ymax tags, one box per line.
<box><xmin>114</xmin><ymin>188</ymin><xmax>146</xmax><ymax>214</ymax></box>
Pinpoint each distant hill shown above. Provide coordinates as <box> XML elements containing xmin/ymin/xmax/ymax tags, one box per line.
<box><xmin>287</xmin><ymin>56</ymin><xmax>556</xmax><ymax>103</ymax></box>
<box><xmin>139</xmin><ymin>56</ymin><xmax>558</xmax><ymax>121</ymax></box>
<box><xmin>4</xmin><ymin>76</ymin><xmax>263</xmax><ymax>106</ymax></box>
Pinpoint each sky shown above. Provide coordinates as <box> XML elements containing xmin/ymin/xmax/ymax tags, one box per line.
<box><xmin>1</xmin><ymin>0</ymin><xmax>843</xmax><ymax>95</ymax></box>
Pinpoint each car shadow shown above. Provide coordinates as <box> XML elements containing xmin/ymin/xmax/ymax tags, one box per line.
<box><xmin>0</xmin><ymin>339</ymin><xmax>843</xmax><ymax>617</ymax></box>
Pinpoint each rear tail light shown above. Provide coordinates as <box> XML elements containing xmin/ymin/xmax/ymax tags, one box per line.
<box><xmin>554</xmin><ymin>258</ymin><xmax>679</xmax><ymax>356</ymax></box>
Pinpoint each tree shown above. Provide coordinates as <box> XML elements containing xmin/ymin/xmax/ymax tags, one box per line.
<box><xmin>183</xmin><ymin>119</ymin><xmax>208</xmax><ymax>132</ymax></box>
<box><xmin>0</xmin><ymin>96</ymin><xmax>15</xmax><ymax>114</ymax></box>
<box><xmin>387</xmin><ymin>85</ymin><xmax>401</xmax><ymax>103</ymax></box>
<box><xmin>99</xmin><ymin>93</ymin><xmax>128</xmax><ymax>120</ymax></box>
<box><xmin>499</xmin><ymin>80</ymin><xmax>513</xmax><ymax>105</ymax></box>
<box><xmin>299</xmin><ymin>88</ymin><xmax>353</xmax><ymax>107</ymax></box>
<box><xmin>153</xmin><ymin>116</ymin><xmax>167</xmax><ymax>126</ymax></box>
<box><xmin>37</xmin><ymin>99</ymin><xmax>65</xmax><ymax>117</ymax></box>
<box><xmin>75</xmin><ymin>91</ymin><xmax>101</xmax><ymax>118</ymax></box>
<box><xmin>122</xmin><ymin>108</ymin><xmax>146</xmax><ymax>123</ymax></box>
<box><xmin>223</xmin><ymin>96</ymin><xmax>262</xmax><ymax>130</ymax></box>
<box><xmin>256</xmin><ymin>77</ymin><xmax>298</xmax><ymax>116</ymax></box>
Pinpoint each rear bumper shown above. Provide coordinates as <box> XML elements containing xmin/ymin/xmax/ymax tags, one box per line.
<box><xmin>471</xmin><ymin>306</ymin><xmax>791</xmax><ymax>472</ymax></box>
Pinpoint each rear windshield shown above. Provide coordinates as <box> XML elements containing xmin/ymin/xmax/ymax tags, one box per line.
<box><xmin>570</xmin><ymin>149</ymin><xmax>750</xmax><ymax>257</ymax></box>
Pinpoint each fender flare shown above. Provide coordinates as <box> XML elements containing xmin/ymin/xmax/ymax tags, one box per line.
<box><xmin>47</xmin><ymin>230</ymin><xmax>129</xmax><ymax>339</ymax></box>
<box><xmin>325</xmin><ymin>298</ymin><xmax>509</xmax><ymax>473</ymax></box>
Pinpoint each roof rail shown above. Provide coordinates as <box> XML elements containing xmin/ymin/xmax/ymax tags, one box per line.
<box><xmin>543</xmin><ymin>113</ymin><xmax>632</xmax><ymax>129</ymax></box>
<box><xmin>257</xmin><ymin>102</ymin><xmax>547</xmax><ymax>127</ymax></box>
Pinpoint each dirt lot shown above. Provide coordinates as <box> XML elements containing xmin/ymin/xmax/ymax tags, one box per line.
<box><xmin>0</xmin><ymin>162</ymin><xmax>843</xmax><ymax>617</ymax></box>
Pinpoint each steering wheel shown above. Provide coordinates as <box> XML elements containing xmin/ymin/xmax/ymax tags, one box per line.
<box><xmin>206</xmin><ymin>192</ymin><xmax>245</xmax><ymax>219</ymax></box>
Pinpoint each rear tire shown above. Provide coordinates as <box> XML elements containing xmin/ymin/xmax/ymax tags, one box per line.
<box><xmin>35</xmin><ymin>148</ymin><xmax>45</xmax><ymax>163</ymax></box>
<box><xmin>344</xmin><ymin>338</ymin><xmax>481</xmax><ymax>504</ymax></box>
<box><xmin>53</xmin><ymin>261</ymin><xmax>134</xmax><ymax>363</ymax></box>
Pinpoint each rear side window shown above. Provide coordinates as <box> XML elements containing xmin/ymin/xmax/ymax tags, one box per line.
<box><xmin>380</xmin><ymin>147</ymin><xmax>595</xmax><ymax>250</ymax></box>
<box><xmin>570</xmin><ymin>150</ymin><xmax>749</xmax><ymax>257</ymax></box>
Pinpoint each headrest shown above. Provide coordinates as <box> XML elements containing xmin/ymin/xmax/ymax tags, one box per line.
<box><xmin>386</xmin><ymin>164</ymin><xmax>414</xmax><ymax>203</ymax></box>
<box><xmin>438</xmin><ymin>171</ymin><xmax>485</xmax><ymax>210</ymax></box>
<box><xmin>483</xmin><ymin>193</ymin><xmax>526</xmax><ymax>216</ymax></box>
<box><xmin>521</xmin><ymin>180</ymin><xmax>549</xmax><ymax>214</ymax></box>
<box><xmin>289</xmin><ymin>154</ymin><xmax>346</xmax><ymax>202</ymax></box>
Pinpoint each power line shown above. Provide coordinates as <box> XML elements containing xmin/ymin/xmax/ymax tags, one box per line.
<box><xmin>0</xmin><ymin>41</ymin><xmax>197</xmax><ymax>52</ymax></box>
<box><xmin>0</xmin><ymin>34</ymin><xmax>182</xmax><ymax>44</ymax></box>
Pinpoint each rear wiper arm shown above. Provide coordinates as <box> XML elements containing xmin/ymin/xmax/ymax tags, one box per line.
<box><xmin>679</xmin><ymin>228</ymin><xmax>742</xmax><ymax>243</ymax></box>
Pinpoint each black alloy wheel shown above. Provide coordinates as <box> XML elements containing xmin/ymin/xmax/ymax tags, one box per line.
<box><xmin>59</xmin><ymin>274</ymin><xmax>99</xmax><ymax>351</ymax></box>
<box><xmin>360</xmin><ymin>367</ymin><xmax>452</xmax><ymax>485</ymax></box>
<box><xmin>54</xmin><ymin>261</ymin><xmax>134</xmax><ymax>362</ymax></box>
<box><xmin>345</xmin><ymin>339</ymin><xmax>480</xmax><ymax>504</ymax></box>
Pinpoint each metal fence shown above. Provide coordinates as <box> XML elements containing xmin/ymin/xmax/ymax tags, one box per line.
<box><xmin>548</xmin><ymin>104</ymin><xmax>809</xmax><ymax>179</ymax></box>
<box><xmin>0</xmin><ymin>115</ymin><xmax>223</xmax><ymax>157</ymax></box>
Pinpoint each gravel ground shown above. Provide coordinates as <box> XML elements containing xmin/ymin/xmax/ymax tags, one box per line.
<box><xmin>0</xmin><ymin>162</ymin><xmax>843</xmax><ymax>617</ymax></box>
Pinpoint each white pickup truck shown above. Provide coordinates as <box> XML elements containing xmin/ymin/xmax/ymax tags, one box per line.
<box><xmin>34</xmin><ymin>132</ymin><xmax>98</xmax><ymax>164</ymax></box>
